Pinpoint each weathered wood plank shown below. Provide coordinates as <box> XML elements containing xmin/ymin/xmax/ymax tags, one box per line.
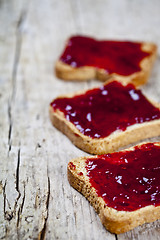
<box><xmin>0</xmin><ymin>1</ymin><xmax>28</xmax><ymax>239</ymax></box>
<box><xmin>1</xmin><ymin>0</ymin><xmax>160</xmax><ymax>239</ymax></box>
<box><xmin>14</xmin><ymin>1</ymin><xmax>114</xmax><ymax>239</ymax></box>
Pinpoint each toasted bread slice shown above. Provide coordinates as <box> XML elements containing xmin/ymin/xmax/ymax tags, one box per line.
<box><xmin>50</xmin><ymin>79</ymin><xmax>160</xmax><ymax>154</ymax></box>
<box><xmin>68</xmin><ymin>142</ymin><xmax>160</xmax><ymax>234</ymax></box>
<box><xmin>55</xmin><ymin>36</ymin><xmax>157</xmax><ymax>86</ymax></box>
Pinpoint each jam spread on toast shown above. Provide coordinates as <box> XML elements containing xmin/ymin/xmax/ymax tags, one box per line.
<box><xmin>51</xmin><ymin>81</ymin><xmax>160</xmax><ymax>138</ymax></box>
<box><xmin>60</xmin><ymin>36</ymin><xmax>151</xmax><ymax>76</ymax></box>
<box><xmin>86</xmin><ymin>143</ymin><xmax>160</xmax><ymax>211</ymax></box>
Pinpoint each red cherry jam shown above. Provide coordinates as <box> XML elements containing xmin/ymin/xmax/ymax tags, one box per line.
<box><xmin>86</xmin><ymin>143</ymin><xmax>160</xmax><ymax>211</ymax></box>
<box><xmin>51</xmin><ymin>81</ymin><xmax>160</xmax><ymax>138</ymax></box>
<box><xmin>60</xmin><ymin>36</ymin><xmax>151</xmax><ymax>76</ymax></box>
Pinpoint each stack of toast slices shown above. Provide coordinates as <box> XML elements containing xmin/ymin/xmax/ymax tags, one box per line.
<box><xmin>50</xmin><ymin>35</ymin><xmax>160</xmax><ymax>234</ymax></box>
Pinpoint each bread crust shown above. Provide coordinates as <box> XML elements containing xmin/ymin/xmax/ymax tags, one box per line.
<box><xmin>67</xmin><ymin>142</ymin><xmax>160</xmax><ymax>234</ymax></box>
<box><xmin>55</xmin><ymin>40</ymin><xmax>157</xmax><ymax>86</ymax></box>
<box><xmin>49</xmin><ymin>79</ymin><xmax>160</xmax><ymax>154</ymax></box>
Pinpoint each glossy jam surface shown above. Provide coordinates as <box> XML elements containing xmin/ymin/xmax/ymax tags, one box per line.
<box><xmin>86</xmin><ymin>143</ymin><xmax>160</xmax><ymax>211</ymax></box>
<box><xmin>60</xmin><ymin>36</ymin><xmax>150</xmax><ymax>76</ymax></box>
<box><xmin>51</xmin><ymin>81</ymin><xmax>160</xmax><ymax>138</ymax></box>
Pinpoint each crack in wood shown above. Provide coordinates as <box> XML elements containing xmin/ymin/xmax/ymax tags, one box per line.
<box><xmin>12</xmin><ymin>147</ymin><xmax>22</xmax><ymax>220</ymax></box>
<box><xmin>2</xmin><ymin>149</ymin><xmax>26</xmax><ymax>240</ymax></box>
<box><xmin>11</xmin><ymin>10</ymin><xmax>27</xmax><ymax>100</ymax></box>
<box><xmin>17</xmin><ymin>182</ymin><xmax>26</xmax><ymax>228</ymax></box>
<box><xmin>7</xmin><ymin>10</ymin><xmax>27</xmax><ymax>153</ymax></box>
<box><xmin>3</xmin><ymin>147</ymin><xmax>22</xmax><ymax>226</ymax></box>
<box><xmin>7</xmin><ymin>102</ymin><xmax>12</xmax><ymax>152</ymax></box>
<box><xmin>38</xmin><ymin>176</ymin><xmax>50</xmax><ymax>240</ymax></box>
<box><xmin>25</xmin><ymin>215</ymin><xmax>34</xmax><ymax>224</ymax></box>
<box><xmin>2</xmin><ymin>180</ymin><xmax>7</xmax><ymax>219</ymax></box>
<box><xmin>2</xmin><ymin>180</ymin><xmax>13</xmax><ymax>222</ymax></box>
<box><xmin>15</xmin><ymin>182</ymin><xmax>26</xmax><ymax>240</ymax></box>
<box><xmin>4</xmin><ymin>9</ymin><xmax>28</xmax><ymax>236</ymax></box>
<box><xmin>16</xmin><ymin>148</ymin><xmax>21</xmax><ymax>196</ymax></box>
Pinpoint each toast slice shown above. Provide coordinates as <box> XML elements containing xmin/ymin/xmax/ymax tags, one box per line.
<box><xmin>50</xmin><ymin>79</ymin><xmax>160</xmax><ymax>154</ymax></box>
<box><xmin>55</xmin><ymin>35</ymin><xmax>157</xmax><ymax>86</ymax></box>
<box><xmin>68</xmin><ymin>142</ymin><xmax>160</xmax><ymax>234</ymax></box>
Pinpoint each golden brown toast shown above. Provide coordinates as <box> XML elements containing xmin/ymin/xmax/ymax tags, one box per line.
<box><xmin>55</xmin><ymin>36</ymin><xmax>157</xmax><ymax>86</ymax></box>
<box><xmin>68</xmin><ymin>142</ymin><xmax>160</xmax><ymax>234</ymax></box>
<box><xmin>50</xmin><ymin>79</ymin><xmax>160</xmax><ymax>154</ymax></box>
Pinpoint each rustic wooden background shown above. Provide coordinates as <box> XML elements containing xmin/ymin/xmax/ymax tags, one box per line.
<box><xmin>1</xmin><ymin>0</ymin><xmax>160</xmax><ymax>239</ymax></box>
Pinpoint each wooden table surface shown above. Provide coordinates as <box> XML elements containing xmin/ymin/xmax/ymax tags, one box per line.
<box><xmin>1</xmin><ymin>0</ymin><xmax>160</xmax><ymax>239</ymax></box>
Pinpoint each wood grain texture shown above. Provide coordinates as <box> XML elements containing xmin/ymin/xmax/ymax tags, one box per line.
<box><xmin>0</xmin><ymin>0</ymin><xmax>160</xmax><ymax>239</ymax></box>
